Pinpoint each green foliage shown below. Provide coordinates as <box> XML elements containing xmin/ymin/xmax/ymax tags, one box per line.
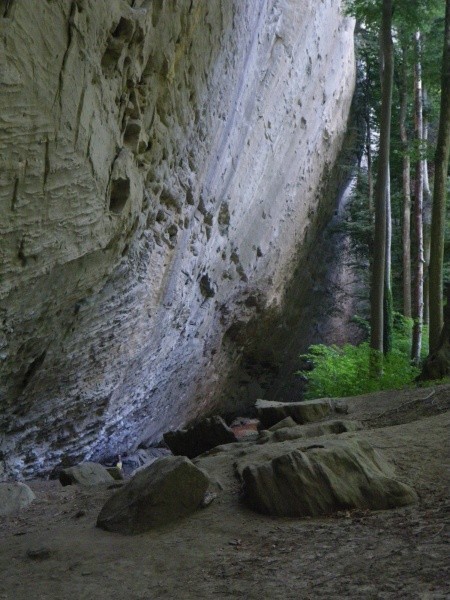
<box><xmin>298</xmin><ymin>314</ymin><xmax>424</xmax><ymax>399</ymax></box>
<box><xmin>345</xmin><ymin>0</ymin><xmax>444</xmax><ymax>35</ymax></box>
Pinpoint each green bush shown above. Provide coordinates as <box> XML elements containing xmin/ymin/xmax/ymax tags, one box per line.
<box><xmin>298</xmin><ymin>314</ymin><xmax>425</xmax><ymax>399</ymax></box>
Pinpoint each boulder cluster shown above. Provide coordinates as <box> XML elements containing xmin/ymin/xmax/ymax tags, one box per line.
<box><xmin>1</xmin><ymin>398</ymin><xmax>417</xmax><ymax>534</ymax></box>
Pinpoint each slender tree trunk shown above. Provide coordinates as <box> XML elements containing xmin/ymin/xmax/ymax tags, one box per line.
<box><xmin>384</xmin><ymin>165</ymin><xmax>393</xmax><ymax>355</ymax></box>
<box><xmin>411</xmin><ymin>31</ymin><xmax>424</xmax><ymax>366</ymax></box>
<box><xmin>428</xmin><ymin>0</ymin><xmax>450</xmax><ymax>355</ymax></box>
<box><xmin>370</xmin><ymin>0</ymin><xmax>393</xmax><ymax>375</ymax></box>
<box><xmin>367</xmin><ymin>113</ymin><xmax>374</xmax><ymax>215</ymax></box>
<box><xmin>399</xmin><ymin>44</ymin><xmax>412</xmax><ymax>319</ymax></box>
<box><xmin>364</xmin><ymin>52</ymin><xmax>374</xmax><ymax>215</ymax></box>
<box><xmin>423</xmin><ymin>88</ymin><xmax>432</xmax><ymax>326</ymax></box>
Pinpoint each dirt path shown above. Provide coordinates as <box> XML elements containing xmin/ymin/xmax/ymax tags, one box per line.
<box><xmin>1</xmin><ymin>385</ymin><xmax>449</xmax><ymax>599</ymax></box>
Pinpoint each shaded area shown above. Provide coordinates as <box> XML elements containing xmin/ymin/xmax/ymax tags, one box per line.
<box><xmin>0</xmin><ymin>385</ymin><xmax>448</xmax><ymax>599</ymax></box>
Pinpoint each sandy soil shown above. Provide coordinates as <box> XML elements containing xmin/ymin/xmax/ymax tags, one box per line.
<box><xmin>1</xmin><ymin>385</ymin><xmax>449</xmax><ymax>600</ymax></box>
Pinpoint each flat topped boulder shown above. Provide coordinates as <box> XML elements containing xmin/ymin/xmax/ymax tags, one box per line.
<box><xmin>258</xmin><ymin>419</ymin><xmax>362</xmax><ymax>445</ymax></box>
<box><xmin>255</xmin><ymin>398</ymin><xmax>347</xmax><ymax>429</ymax></box>
<box><xmin>59</xmin><ymin>462</ymin><xmax>115</xmax><ymax>487</ymax></box>
<box><xmin>97</xmin><ymin>455</ymin><xmax>210</xmax><ymax>534</ymax></box>
<box><xmin>0</xmin><ymin>482</ymin><xmax>36</xmax><ymax>516</ymax></box>
<box><xmin>241</xmin><ymin>438</ymin><xmax>417</xmax><ymax>517</ymax></box>
<box><xmin>163</xmin><ymin>416</ymin><xmax>237</xmax><ymax>459</ymax></box>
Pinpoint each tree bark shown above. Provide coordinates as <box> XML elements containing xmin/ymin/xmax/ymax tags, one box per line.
<box><xmin>399</xmin><ymin>44</ymin><xmax>412</xmax><ymax>319</ymax></box>
<box><xmin>422</xmin><ymin>88</ymin><xmax>432</xmax><ymax>325</ymax></box>
<box><xmin>365</xmin><ymin>54</ymin><xmax>374</xmax><ymax>216</ymax></box>
<box><xmin>428</xmin><ymin>0</ymin><xmax>450</xmax><ymax>354</ymax></box>
<box><xmin>370</xmin><ymin>0</ymin><xmax>393</xmax><ymax>375</ymax></box>
<box><xmin>411</xmin><ymin>31</ymin><xmax>424</xmax><ymax>366</ymax></box>
<box><xmin>420</xmin><ymin>285</ymin><xmax>450</xmax><ymax>380</ymax></box>
<box><xmin>384</xmin><ymin>165</ymin><xmax>393</xmax><ymax>355</ymax></box>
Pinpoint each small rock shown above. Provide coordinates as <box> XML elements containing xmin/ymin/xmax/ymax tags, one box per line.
<box><xmin>105</xmin><ymin>466</ymin><xmax>124</xmax><ymax>481</ymax></box>
<box><xmin>201</xmin><ymin>491</ymin><xmax>217</xmax><ymax>508</ymax></box>
<box><xmin>0</xmin><ymin>482</ymin><xmax>35</xmax><ymax>516</ymax></box>
<box><xmin>163</xmin><ymin>416</ymin><xmax>237</xmax><ymax>459</ymax></box>
<box><xmin>59</xmin><ymin>462</ymin><xmax>115</xmax><ymax>487</ymax></box>
<box><xmin>26</xmin><ymin>547</ymin><xmax>54</xmax><ymax>560</ymax></box>
<box><xmin>125</xmin><ymin>447</ymin><xmax>171</xmax><ymax>476</ymax></box>
<box><xmin>48</xmin><ymin>455</ymin><xmax>78</xmax><ymax>480</ymax></box>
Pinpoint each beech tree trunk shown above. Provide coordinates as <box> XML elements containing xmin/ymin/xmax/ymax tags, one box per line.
<box><xmin>384</xmin><ymin>166</ymin><xmax>393</xmax><ymax>355</ymax></box>
<box><xmin>370</xmin><ymin>0</ymin><xmax>393</xmax><ymax>375</ymax></box>
<box><xmin>411</xmin><ymin>31</ymin><xmax>424</xmax><ymax>366</ymax></box>
<box><xmin>422</xmin><ymin>88</ymin><xmax>432</xmax><ymax>325</ymax></box>
<box><xmin>428</xmin><ymin>0</ymin><xmax>450</xmax><ymax>355</ymax></box>
<box><xmin>399</xmin><ymin>44</ymin><xmax>412</xmax><ymax>319</ymax></box>
<box><xmin>366</xmin><ymin>110</ymin><xmax>374</xmax><ymax>215</ymax></box>
<box><xmin>363</xmin><ymin>50</ymin><xmax>374</xmax><ymax>215</ymax></box>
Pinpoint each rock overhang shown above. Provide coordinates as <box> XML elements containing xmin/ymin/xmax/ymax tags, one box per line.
<box><xmin>0</xmin><ymin>0</ymin><xmax>355</xmax><ymax>478</ymax></box>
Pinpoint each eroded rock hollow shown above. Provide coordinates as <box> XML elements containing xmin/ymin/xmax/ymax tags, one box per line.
<box><xmin>0</xmin><ymin>0</ymin><xmax>355</xmax><ymax>478</ymax></box>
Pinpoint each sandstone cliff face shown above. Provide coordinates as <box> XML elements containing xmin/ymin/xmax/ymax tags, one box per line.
<box><xmin>0</xmin><ymin>0</ymin><xmax>354</xmax><ymax>478</ymax></box>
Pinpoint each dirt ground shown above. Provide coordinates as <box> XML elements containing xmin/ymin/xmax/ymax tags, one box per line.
<box><xmin>1</xmin><ymin>384</ymin><xmax>449</xmax><ymax>600</ymax></box>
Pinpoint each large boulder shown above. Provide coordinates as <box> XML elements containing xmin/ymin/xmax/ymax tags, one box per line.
<box><xmin>255</xmin><ymin>398</ymin><xmax>348</xmax><ymax>429</ymax></box>
<box><xmin>241</xmin><ymin>438</ymin><xmax>417</xmax><ymax>517</ymax></box>
<box><xmin>258</xmin><ymin>419</ymin><xmax>362</xmax><ymax>444</ymax></box>
<box><xmin>97</xmin><ymin>456</ymin><xmax>210</xmax><ymax>534</ymax></box>
<box><xmin>163</xmin><ymin>416</ymin><xmax>237</xmax><ymax>459</ymax></box>
<box><xmin>0</xmin><ymin>482</ymin><xmax>36</xmax><ymax>516</ymax></box>
<box><xmin>59</xmin><ymin>462</ymin><xmax>115</xmax><ymax>487</ymax></box>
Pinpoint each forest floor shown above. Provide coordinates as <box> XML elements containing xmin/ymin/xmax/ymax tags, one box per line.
<box><xmin>0</xmin><ymin>384</ymin><xmax>449</xmax><ymax>600</ymax></box>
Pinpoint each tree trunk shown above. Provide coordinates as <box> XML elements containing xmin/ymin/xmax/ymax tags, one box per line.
<box><xmin>367</xmin><ymin>112</ymin><xmax>374</xmax><ymax>215</ymax></box>
<box><xmin>422</xmin><ymin>88</ymin><xmax>432</xmax><ymax>326</ymax></box>
<box><xmin>420</xmin><ymin>286</ymin><xmax>450</xmax><ymax>380</ymax></box>
<box><xmin>364</xmin><ymin>51</ymin><xmax>374</xmax><ymax>215</ymax></box>
<box><xmin>399</xmin><ymin>44</ymin><xmax>412</xmax><ymax>319</ymax></box>
<box><xmin>384</xmin><ymin>165</ymin><xmax>393</xmax><ymax>355</ymax></box>
<box><xmin>411</xmin><ymin>31</ymin><xmax>424</xmax><ymax>366</ymax></box>
<box><xmin>428</xmin><ymin>0</ymin><xmax>450</xmax><ymax>355</ymax></box>
<box><xmin>370</xmin><ymin>0</ymin><xmax>393</xmax><ymax>375</ymax></box>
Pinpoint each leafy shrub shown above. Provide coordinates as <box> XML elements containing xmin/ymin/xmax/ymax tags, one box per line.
<box><xmin>299</xmin><ymin>314</ymin><xmax>425</xmax><ymax>399</ymax></box>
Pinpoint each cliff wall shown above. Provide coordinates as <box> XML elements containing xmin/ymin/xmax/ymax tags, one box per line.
<box><xmin>0</xmin><ymin>0</ymin><xmax>354</xmax><ymax>478</ymax></box>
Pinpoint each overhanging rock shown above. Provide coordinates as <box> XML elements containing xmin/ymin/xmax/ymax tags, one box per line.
<box><xmin>0</xmin><ymin>0</ymin><xmax>355</xmax><ymax>478</ymax></box>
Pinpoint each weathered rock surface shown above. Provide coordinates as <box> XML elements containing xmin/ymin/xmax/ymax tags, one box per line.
<box><xmin>164</xmin><ymin>416</ymin><xmax>237</xmax><ymax>458</ymax></box>
<box><xmin>59</xmin><ymin>462</ymin><xmax>115</xmax><ymax>487</ymax></box>
<box><xmin>258</xmin><ymin>418</ymin><xmax>362</xmax><ymax>444</ymax></box>
<box><xmin>0</xmin><ymin>0</ymin><xmax>355</xmax><ymax>478</ymax></box>
<box><xmin>256</xmin><ymin>398</ymin><xmax>347</xmax><ymax>428</ymax></box>
<box><xmin>121</xmin><ymin>447</ymin><xmax>171</xmax><ymax>475</ymax></box>
<box><xmin>0</xmin><ymin>482</ymin><xmax>35</xmax><ymax>516</ymax></box>
<box><xmin>97</xmin><ymin>455</ymin><xmax>209</xmax><ymax>534</ymax></box>
<box><xmin>268</xmin><ymin>416</ymin><xmax>298</xmax><ymax>432</ymax></box>
<box><xmin>105</xmin><ymin>466</ymin><xmax>125</xmax><ymax>481</ymax></box>
<box><xmin>241</xmin><ymin>439</ymin><xmax>417</xmax><ymax>517</ymax></box>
